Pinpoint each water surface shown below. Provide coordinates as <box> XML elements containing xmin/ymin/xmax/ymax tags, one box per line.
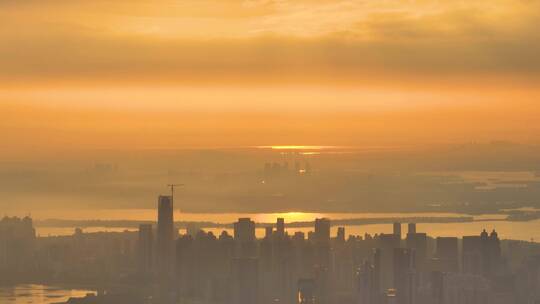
<box><xmin>0</xmin><ymin>284</ymin><xmax>94</xmax><ymax>304</ymax></box>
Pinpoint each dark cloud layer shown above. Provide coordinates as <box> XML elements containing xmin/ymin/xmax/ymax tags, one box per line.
<box><xmin>1</xmin><ymin>0</ymin><xmax>539</xmax><ymax>84</ymax></box>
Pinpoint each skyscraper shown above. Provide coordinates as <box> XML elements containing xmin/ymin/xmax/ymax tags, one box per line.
<box><xmin>407</xmin><ymin>223</ymin><xmax>416</xmax><ymax>235</ymax></box>
<box><xmin>393</xmin><ymin>248</ymin><xmax>416</xmax><ymax>304</ymax></box>
<box><xmin>435</xmin><ymin>237</ymin><xmax>459</xmax><ymax>272</ymax></box>
<box><xmin>372</xmin><ymin>248</ymin><xmax>382</xmax><ymax>303</ymax></box>
<box><xmin>231</xmin><ymin>257</ymin><xmax>259</xmax><ymax>304</ymax></box>
<box><xmin>337</xmin><ymin>227</ymin><xmax>346</xmax><ymax>242</ymax></box>
<box><xmin>276</xmin><ymin>217</ymin><xmax>285</xmax><ymax>237</ymax></box>
<box><xmin>265</xmin><ymin>226</ymin><xmax>273</xmax><ymax>239</ymax></box>
<box><xmin>393</xmin><ymin>222</ymin><xmax>402</xmax><ymax>239</ymax></box>
<box><xmin>314</xmin><ymin>218</ymin><xmax>330</xmax><ymax>245</ymax></box>
<box><xmin>377</xmin><ymin>233</ymin><xmax>401</xmax><ymax>291</ymax></box>
<box><xmin>157</xmin><ymin>195</ymin><xmax>175</xmax><ymax>281</ymax></box>
<box><xmin>138</xmin><ymin>224</ymin><xmax>153</xmax><ymax>277</ymax></box>
<box><xmin>483</xmin><ymin>229</ymin><xmax>501</xmax><ymax>277</ymax></box>
<box><xmin>234</xmin><ymin>218</ymin><xmax>256</xmax><ymax>257</ymax></box>
<box><xmin>234</xmin><ymin>218</ymin><xmax>255</xmax><ymax>242</ymax></box>
<box><xmin>406</xmin><ymin>232</ymin><xmax>427</xmax><ymax>271</ymax></box>
<box><xmin>462</xmin><ymin>235</ymin><xmax>482</xmax><ymax>275</ymax></box>
<box><xmin>357</xmin><ymin>260</ymin><xmax>379</xmax><ymax>304</ymax></box>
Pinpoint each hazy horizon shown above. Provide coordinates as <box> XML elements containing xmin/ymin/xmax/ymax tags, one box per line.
<box><xmin>1</xmin><ymin>142</ymin><xmax>539</xmax><ymax>216</ymax></box>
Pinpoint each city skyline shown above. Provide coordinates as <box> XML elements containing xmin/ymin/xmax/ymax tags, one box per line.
<box><xmin>0</xmin><ymin>196</ymin><xmax>531</xmax><ymax>304</ymax></box>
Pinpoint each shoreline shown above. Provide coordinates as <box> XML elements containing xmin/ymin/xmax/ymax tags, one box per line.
<box><xmin>34</xmin><ymin>216</ymin><xmax>477</xmax><ymax>230</ymax></box>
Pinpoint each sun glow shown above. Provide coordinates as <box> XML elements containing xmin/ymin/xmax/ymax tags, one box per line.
<box><xmin>257</xmin><ymin>146</ymin><xmax>339</xmax><ymax>150</ymax></box>
<box><xmin>254</xmin><ymin>212</ymin><xmax>326</xmax><ymax>223</ymax></box>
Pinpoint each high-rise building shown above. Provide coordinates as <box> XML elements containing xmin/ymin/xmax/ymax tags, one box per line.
<box><xmin>234</xmin><ymin>218</ymin><xmax>256</xmax><ymax>242</ymax></box>
<box><xmin>431</xmin><ymin>271</ymin><xmax>444</xmax><ymax>304</ymax></box>
<box><xmin>393</xmin><ymin>222</ymin><xmax>402</xmax><ymax>239</ymax></box>
<box><xmin>357</xmin><ymin>260</ymin><xmax>380</xmax><ymax>304</ymax></box>
<box><xmin>393</xmin><ymin>248</ymin><xmax>416</xmax><ymax>304</ymax></box>
<box><xmin>276</xmin><ymin>218</ymin><xmax>285</xmax><ymax>237</ymax></box>
<box><xmin>435</xmin><ymin>237</ymin><xmax>459</xmax><ymax>272</ymax></box>
<box><xmin>462</xmin><ymin>235</ymin><xmax>482</xmax><ymax>275</ymax></box>
<box><xmin>156</xmin><ymin>195</ymin><xmax>175</xmax><ymax>281</ymax></box>
<box><xmin>406</xmin><ymin>232</ymin><xmax>427</xmax><ymax>271</ymax></box>
<box><xmin>314</xmin><ymin>218</ymin><xmax>330</xmax><ymax>245</ymax></box>
<box><xmin>372</xmin><ymin>248</ymin><xmax>382</xmax><ymax>302</ymax></box>
<box><xmin>464</xmin><ymin>229</ymin><xmax>502</xmax><ymax>277</ymax></box>
<box><xmin>482</xmin><ymin>229</ymin><xmax>501</xmax><ymax>277</ymax></box>
<box><xmin>377</xmin><ymin>233</ymin><xmax>401</xmax><ymax>290</ymax></box>
<box><xmin>407</xmin><ymin>223</ymin><xmax>416</xmax><ymax>235</ymax></box>
<box><xmin>431</xmin><ymin>272</ymin><xmax>490</xmax><ymax>304</ymax></box>
<box><xmin>336</xmin><ymin>227</ymin><xmax>345</xmax><ymax>242</ymax></box>
<box><xmin>137</xmin><ymin>224</ymin><xmax>153</xmax><ymax>276</ymax></box>
<box><xmin>234</xmin><ymin>218</ymin><xmax>256</xmax><ymax>257</ymax></box>
<box><xmin>293</xmin><ymin>231</ymin><xmax>305</xmax><ymax>242</ymax></box>
<box><xmin>265</xmin><ymin>226</ymin><xmax>273</xmax><ymax>239</ymax></box>
<box><xmin>231</xmin><ymin>257</ymin><xmax>259</xmax><ymax>304</ymax></box>
<box><xmin>0</xmin><ymin>216</ymin><xmax>36</xmax><ymax>272</ymax></box>
<box><xmin>314</xmin><ymin>218</ymin><xmax>331</xmax><ymax>271</ymax></box>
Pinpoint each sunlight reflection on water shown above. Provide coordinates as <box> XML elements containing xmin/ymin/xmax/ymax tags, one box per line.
<box><xmin>0</xmin><ymin>284</ymin><xmax>95</xmax><ymax>304</ymax></box>
<box><xmin>32</xmin><ymin>211</ymin><xmax>540</xmax><ymax>242</ymax></box>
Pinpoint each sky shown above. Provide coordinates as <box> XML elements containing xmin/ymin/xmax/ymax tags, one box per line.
<box><xmin>1</xmin><ymin>0</ymin><xmax>540</xmax><ymax>157</ymax></box>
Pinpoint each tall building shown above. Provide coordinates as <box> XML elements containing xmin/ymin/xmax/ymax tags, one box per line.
<box><xmin>372</xmin><ymin>248</ymin><xmax>382</xmax><ymax>303</ymax></box>
<box><xmin>137</xmin><ymin>224</ymin><xmax>153</xmax><ymax>276</ymax></box>
<box><xmin>407</xmin><ymin>223</ymin><xmax>416</xmax><ymax>235</ymax></box>
<box><xmin>462</xmin><ymin>235</ymin><xmax>482</xmax><ymax>275</ymax></box>
<box><xmin>265</xmin><ymin>226</ymin><xmax>273</xmax><ymax>239</ymax></box>
<box><xmin>435</xmin><ymin>237</ymin><xmax>459</xmax><ymax>272</ymax></box>
<box><xmin>357</xmin><ymin>260</ymin><xmax>380</xmax><ymax>304</ymax></box>
<box><xmin>0</xmin><ymin>216</ymin><xmax>36</xmax><ymax>272</ymax></box>
<box><xmin>431</xmin><ymin>271</ymin><xmax>444</xmax><ymax>304</ymax></box>
<box><xmin>231</xmin><ymin>257</ymin><xmax>259</xmax><ymax>304</ymax></box>
<box><xmin>314</xmin><ymin>218</ymin><xmax>331</xmax><ymax>271</ymax></box>
<box><xmin>393</xmin><ymin>222</ymin><xmax>402</xmax><ymax>239</ymax></box>
<box><xmin>463</xmin><ymin>230</ymin><xmax>502</xmax><ymax>277</ymax></box>
<box><xmin>156</xmin><ymin>195</ymin><xmax>175</xmax><ymax>303</ymax></box>
<box><xmin>393</xmin><ymin>248</ymin><xmax>416</xmax><ymax>304</ymax></box>
<box><xmin>430</xmin><ymin>272</ymin><xmax>490</xmax><ymax>304</ymax></box>
<box><xmin>276</xmin><ymin>218</ymin><xmax>285</xmax><ymax>237</ymax></box>
<box><xmin>337</xmin><ymin>227</ymin><xmax>345</xmax><ymax>242</ymax></box>
<box><xmin>482</xmin><ymin>229</ymin><xmax>501</xmax><ymax>277</ymax></box>
<box><xmin>314</xmin><ymin>218</ymin><xmax>330</xmax><ymax>245</ymax></box>
<box><xmin>234</xmin><ymin>218</ymin><xmax>256</xmax><ymax>257</ymax></box>
<box><xmin>378</xmin><ymin>233</ymin><xmax>401</xmax><ymax>290</ymax></box>
<box><xmin>234</xmin><ymin>218</ymin><xmax>256</xmax><ymax>242</ymax></box>
<box><xmin>406</xmin><ymin>232</ymin><xmax>427</xmax><ymax>271</ymax></box>
<box><xmin>463</xmin><ymin>229</ymin><xmax>502</xmax><ymax>277</ymax></box>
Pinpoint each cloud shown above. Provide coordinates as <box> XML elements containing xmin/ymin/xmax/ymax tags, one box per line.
<box><xmin>0</xmin><ymin>0</ymin><xmax>539</xmax><ymax>85</ymax></box>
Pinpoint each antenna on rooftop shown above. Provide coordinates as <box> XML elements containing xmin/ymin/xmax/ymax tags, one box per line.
<box><xmin>167</xmin><ymin>183</ymin><xmax>184</xmax><ymax>208</ymax></box>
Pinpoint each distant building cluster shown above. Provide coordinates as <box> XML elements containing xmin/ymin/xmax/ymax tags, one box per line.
<box><xmin>263</xmin><ymin>160</ymin><xmax>312</xmax><ymax>180</ymax></box>
<box><xmin>3</xmin><ymin>201</ymin><xmax>540</xmax><ymax>304</ymax></box>
<box><xmin>0</xmin><ymin>216</ymin><xmax>35</xmax><ymax>277</ymax></box>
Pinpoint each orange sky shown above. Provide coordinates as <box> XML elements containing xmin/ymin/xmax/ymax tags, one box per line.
<box><xmin>1</xmin><ymin>0</ymin><xmax>539</xmax><ymax>157</ymax></box>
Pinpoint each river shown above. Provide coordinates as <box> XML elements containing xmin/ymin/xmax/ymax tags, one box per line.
<box><xmin>0</xmin><ymin>284</ymin><xmax>95</xmax><ymax>304</ymax></box>
<box><xmin>29</xmin><ymin>210</ymin><xmax>540</xmax><ymax>242</ymax></box>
